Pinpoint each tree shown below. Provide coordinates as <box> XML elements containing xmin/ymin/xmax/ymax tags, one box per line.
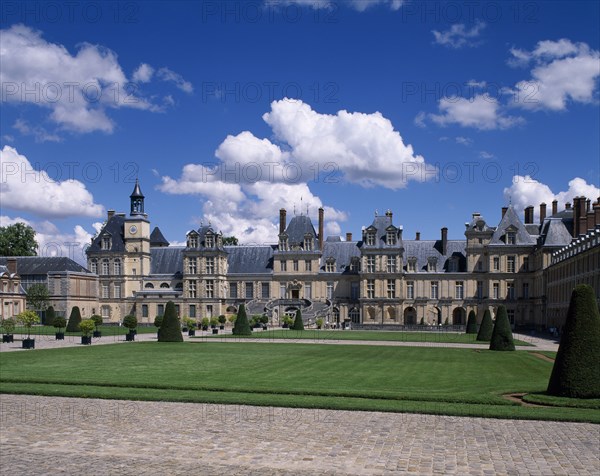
<box><xmin>91</xmin><ymin>314</ymin><xmax>103</xmax><ymax>330</ymax></box>
<box><xmin>154</xmin><ymin>315</ymin><xmax>163</xmax><ymax>328</ymax></box>
<box><xmin>466</xmin><ymin>310</ymin><xmax>478</xmax><ymax>334</ymax></box>
<box><xmin>0</xmin><ymin>222</ymin><xmax>38</xmax><ymax>256</ymax></box>
<box><xmin>292</xmin><ymin>309</ymin><xmax>304</xmax><ymax>331</ymax></box>
<box><xmin>45</xmin><ymin>305</ymin><xmax>56</xmax><ymax>327</ymax></box>
<box><xmin>476</xmin><ymin>310</ymin><xmax>493</xmax><ymax>342</ymax></box>
<box><xmin>232</xmin><ymin>304</ymin><xmax>252</xmax><ymax>336</ymax></box>
<box><xmin>489</xmin><ymin>305</ymin><xmax>515</xmax><ymax>351</ymax></box>
<box><xmin>158</xmin><ymin>301</ymin><xmax>183</xmax><ymax>342</ymax></box>
<box><xmin>26</xmin><ymin>284</ymin><xmax>49</xmax><ymax>314</ymax></box>
<box><xmin>547</xmin><ymin>284</ymin><xmax>600</xmax><ymax>398</ymax></box>
<box><xmin>16</xmin><ymin>310</ymin><xmax>40</xmax><ymax>338</ymax></box>
<box><xmin>222</xmin><ymin>236</ymin><xmax>238</xmax><ymax>246</ymax></box>
<box><xmin>79</xmin><ymin>319</ymin><xmax>95</xmax><ymax>337</ymax></box>
<box><xmin>53</xmin><ymin>316</ymin><xmax>66</xmax><ymax>332</ymax></box>
<box><xmin>123</xmin><ymin>315</ymin><xmax>138</xmax><ymax>331</ymax></box>
<box><xmin>66</xmin><ymin>306</ymin><xmax>82</xmax><ymax>332</ymax></box>
<box><xmin>1</xmin><ymin>317</ymin><xmax>16</xmax><ymax>335</ymax></box>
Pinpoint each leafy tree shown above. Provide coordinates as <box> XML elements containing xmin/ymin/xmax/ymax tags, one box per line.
<box><xmin>222</xmin><ymin>236</ymin><xmax>238</xmax><ymax>246</ymax></box>
<box><xmin>79</xmin><ymin>319</ymin><xmax>95</xmax><ymax>337</ymax></box>
<box><xmin>123</xmin><ymin>315</ymin><xmax>138</xmax><ymax>331</ymax></box>
<box><xmin>158</xmin><ymin>301</ymin><xmax>183</xmax><ymax>342</ymax></box>
<box><xmin>547</xmin><ymin>284</ymin><xmax>600</xmax><ymax>398</ymax></box>
<box><xmin>316</xmin><ymin>317</ymin><xmax>324</xmax><ymax>329</ymax></box>
<box><xmin>16</xmin><ymin>310</ymin><xmax>40</xmax><ymax>338</ymax></box>
<box><xmin>0</xmin><ymin>222</ymin><xmax>37</xmax><ymax>256</ymax></box>
<box><xmin>45</xmin><ymin>305</ymin><xmax>56</xmax><ymax>327</ymax></box>
<box><xmin>183</xmin><ymin>317</ymin><xmax>196</xmax><ymax>330</ymax></box>
<box><xmin>91</xmin><ymin>314</ymin><xmax>103</xmax><ymax>330</ymax></box>
<box><xmin>26</xmin><ymin>284</ymin><xmax>49</xmax><ymax>313</ymax></box>
<box><xmin>232</xmin><ymin>304</ymin><xmax>252</xmax><ymax>336</ymax></box>
<box><xmin>209</xmin><ymin>317</ymin><xmax>218</xmax><ymax>328</ymax></box>
<box><xmin>489</xmin><ymin>305</ymin><xmax>515</xmax><ymax>351</ymax></box>
<box><xmin>476</xmin><ymin>309</ymin><xmax>493</xmax><ymax>341</ymax></box>
<box><xmin>53</xmin><ymin>316</ymin><xmax>66</xmax><ymax>331</ymax></box>
<box><xmin>218</xmin><ymin>315</ymin><xmax>227</xmax><ymax>325</ymax></box>
<box><xmin>227</xmin><ymin>314</ymin><xmax>237</xmax><ymax>325</ymax></box>
<box><xmin>292</xmin><ymin>309</ymin><xmax>304</xmax><ymax>331</ymax></box>
<box><xmin>201</xmin><ymin>317</ymin><xmax>210</xmax><ymax>328</ymax></box>
<box><xmin>66</xmin><ymin>306</ymin><xmax>82</xmax><ymax>332</ymax></box>
<box><xmin>466</xmin><ymin>310</ymin><xmax>478</xmax><ymax>334</ymax></box>
<box><xmin>1</xmin><ymin>317</ymin><xmax>16</xmax><ymax>335</ymax></box>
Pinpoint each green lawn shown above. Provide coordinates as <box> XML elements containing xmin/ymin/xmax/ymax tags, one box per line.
<box><xmin>0</xmin><ymin>342</ymin><xmax>596</xmax><ymax>422</ymax></box>
<box><xmin>8</xmin><ymin>325</ymin><xmax>158</xmax><ymax>337</ymax></box>
<box><xmin>198</xmin><ymin>329</ymin><xmax>533</xmax><ymax>346</ymax></box>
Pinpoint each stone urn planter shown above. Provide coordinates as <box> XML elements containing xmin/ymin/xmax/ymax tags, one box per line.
<box><xmin>55</xmin><ymin>332</ymin><xmax>65</xmax><ymax>340</ymax></box>
<box><xmin>81</xmin><ymin>336</ymin><xmax>92</xmax><ymax>345</ymax></box>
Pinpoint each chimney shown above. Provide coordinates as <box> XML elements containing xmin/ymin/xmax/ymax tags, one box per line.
<box><xmin>318</xmin><ymin>207</ymin><xmax>324</xmax><ymax>250</ymax></box>
<box><xmin>346</xmin><ymin>232</ymin><xmax>352</xmax><ymax>242</ymax></box>
<box><xmin>587</xmin><ymin>211</ymin><xmax>595</xmax><ymax>232</ymax></box>
<box><xmin>524</xmin><ymin>206</ymin><xmax>534</xmax><ymax>224</ymax></box>
<box><xmin>572</xmin><ymin>197</ymin><xmax>580</xmax><ymax>237</ymax></box>
<box><xmin>501</xmin><ymin>207</ymin><xmax>508</xmax><ymax>218</ymax></box>
<box><xmin>586</xmin><ymin>199</ymin><xmax>591</xmax><ymax>212</ymax></box>
<box><xmin>441</xmin><ymin>227</ymin><xmax>448</xmax><ymax>255</ymax></box>
<box><xmin>552</xmin><ymin>200</ymin><xmax>558</xmax><ymax>215</ymax></box>
<box><xmin>577</xmin><ymin>196</ymin><xmax>587</xmax><ymax>237</ymax></box>
<box><xmin>279</xmin><ymin>208</ymin><xmax>286</xmax><ymax>235</ymax></box>
<box><xmin>565</xmin><ymin>202</ymin><xmax>571</xmax><ymax>210</ymax></box>
<box><xmin>472</xmin><ymin>213</ymin><xmax>480</xmax><ymax>219</ymax></box>
<box><xmin>107</xmin><ymin>209</ymin><xmax>115</xmax><ymax>220</ymax></box>
<box><xmin>539</xmin><ymin>203</ymin><xmax>546</xmax><ymax>224</ymax></box>
<box><xmin>385</xmin><ymin>210</ymin><xmax>393</xmax><ymax>218</ymax></box>
<box><xmin>6</xmin><ymin>257</ymin><xmax>17</xmax><ymax>275</ymax></box>
<box><xmin>594</xmin><ymin>199</ymin><xmax>600</xmax><ymax>227</ymax></box>
<box><xmin>415</xmin><ymin>232</ymin><xmax>421</xmax><ymax>241</ymax></box>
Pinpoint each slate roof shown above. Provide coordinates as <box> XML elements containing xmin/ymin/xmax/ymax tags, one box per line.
<box><xmin>130</xmin><ymin>179</ymin><xmax>144</xmax><ymax>198</ymax></box>
<box><xmin>225</xmin><ymin>246</ymin><xmax>274</xmax><ymax>274</ymax></box>
<box><xmin>284</xmin><ymin>215</ymin><xmax>318</xmax><ymax>247</ymax></box>
<box><xmin>465</xmin><ymin>215</ymin><xmax>494</xmax><ymax>233</ymax></box>
<box><xmin>538</xmin><ymin>218</ymin><xmax>573</xmax><ymax>247</ymax></box>
<box><xmin>150</xmin><ymin>227</ymin><xmax>170</xmax><ymax>247</ymax></box>
<box><xmin>549</xmin><ymin>208</ymin><xmax>574</xmax><ymax>236</ymax></box>
<box><xmin>403</xmin><ymin>240</ymin><xmax>467</xmax><ymax>272</ymax></box>
<box><xmin>360</xmin><ymin>213</ymin><xmax>404</xmax><ymax>249</ymax></box>
<box><xmin>0</xmin><ymin>257</ymin><xmax>91</xmax><ymax>275</ymax></box>
<box><xmin>150</xmin><ymin>247</ymin><xmax>184</xmax><ymax>274</ymax></box>
<box><xmin>87</xmin><ymin>215</ymin><xmax>127</xmax><ymax>253</ymax></box>
<box><xmin>320</xmin><ymin>241</ymin><xmax>361</xmax><ymax>273</ymax></box>
<box><xmin>489</xmin><ymin>206</ymin><xmax>536</xmax><ymax>245</ymax></box>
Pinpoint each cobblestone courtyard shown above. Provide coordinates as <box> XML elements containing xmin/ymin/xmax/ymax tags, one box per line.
<box><xmin>1</xmin><ymin>394</ymin><xmax>598</xmax><ymax>475</ymax></box>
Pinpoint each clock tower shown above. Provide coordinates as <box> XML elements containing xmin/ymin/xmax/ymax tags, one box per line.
<box><xmin>124</xmin><ymin>180</ymin><xmax>151</xmax><ymax>296</ymax></box>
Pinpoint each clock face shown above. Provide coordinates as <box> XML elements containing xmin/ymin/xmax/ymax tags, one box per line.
<box><xmin>129</xmin><ymin>225</ymin><xmax>138</xmax><ymax>235</ymax></box>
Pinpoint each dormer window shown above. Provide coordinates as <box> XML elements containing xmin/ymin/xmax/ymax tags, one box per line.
<box><xmin>427</xmin><ymin>257</ymin><xmax>437</xmax><ymax>272</ymax></box>
<box><xmin>304</xmin><ymin>234</ymin><xmax>313</xmax><ymax>251</ymax></box>
<box><xmin>506</xmin><ymin>231</ymin><xmax>516</xmax><ymax>245</ymax></box>
<box><xmin>205</xmin><ymin>234</ymin><xmax>214</xmax><ymax>248</ymax></box>
<box><xmin>350</xmin><ymin>257</ymin><xmax>360</xmax><ymax>272</ymax></box>
<box><xmin>387</xmin><ymin>230</ymin><xmax>396</xmax><ymax>245</ymax></box>
<box><xmin>279</xmin><ymin>235</ymin><xmax>288</xmax><ymax>251</ymax></box>
<box><xmin>325</xmin><ymin>258</ymin><xmax>336</xmax><ymax>273</ymax></box>
<box><xmin>407</xmin><ymin>257</ymin><xmax>417</xmax><ymax>272</ymax></box>
<box><xmin>101</xmin><ymin>235</ymin><xmax>111</xmax><ymax>251</ymax></box>
<box><xmin>366</xmin><ymin>232</ymin><xmax>375</xmax><ymax>246</ymax></box>
<box><xmin>188</xmin><ymin>235</ymin><xmax>198</xmax><ymax>248</ymax></box>
<box><xmin>448</xmin><ymin>258</ymin><xmax>458</xmax><ymax>272</ymax></box>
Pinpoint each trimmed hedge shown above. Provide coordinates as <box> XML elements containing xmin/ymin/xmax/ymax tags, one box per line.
<box><xmin>232</xmin><ymin>304</ymin><xmax>252</xmax><ymax>336</ymax></box>
<box><xmin>158</xmin><ymin>301</ymin><xmax>183</xmax><ymax>342</ymax></box>
<box><xmin>489</xmin><ymin>305</ymin><xmax>515</xmax><ymax>351</ymax></box>
<box><xmin>476</xmin><ymin>309</ymin><xmax>493</xmax><ymax>342</ymax></box>
<box><xmin>66</xmin><ymin>306</ymin><xmax>82</xmax><ymax>332</ymax></box>
<box><xmin>292</xmin><ymin>309</ymin><xmax>305</xmax><ymax>331</ymax></box>
<box><xmin>466</xmin><ymin>310</ymin><xmax>478</xmax><ymax>334</ymax></box>
<box><xmin>45</xmin><ymin>306</ymin><xmax>56</xmax><ymax>327</ymax></box>
<box><xmin>547</xmin><ymin>284</ymin><xmax>600</xmax><ymax>398</ymax></box>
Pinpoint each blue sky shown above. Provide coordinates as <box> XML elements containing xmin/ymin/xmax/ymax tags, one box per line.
<box><xmin>1</xmin><ymin>0</ymin><xmax>599</xmax><ymax>264</ymax></box>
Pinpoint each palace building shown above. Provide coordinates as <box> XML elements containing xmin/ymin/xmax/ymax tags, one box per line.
<box><xmin>84</xmin><ymin>181</ymin><xmax>600</xmax><ymax>329</ymax></box>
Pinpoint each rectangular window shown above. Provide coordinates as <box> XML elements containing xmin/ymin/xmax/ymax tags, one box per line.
<box><xmin>206</xmin><ymin>279</ymin><xmax>214</xmax><ymax>298</ymax></box>
<box><xmin>229</xmin><ymin>282</ymin><xmax>237</xmax><ymax>299</ymax></box>
<box><xmin>387</xmin><ymin>279</ymin><xmax>395</xmax><ymax>298</ymax></box>
<box><xmin>507</xmin><ymin>232</ymin><xmax>516</xmax><ymax>245</ymax></box>
<box><xmin>293</xmin><ymin>260</ymin><xmax>299</xmax><ymax>271</ymax></box>
<box><xmin>189</xmin><ymin>304</ymin><xmax>196</xmax><ymax>318</ymax></box>
<box><xmin>507</xmin><ymin>282</ymin><xmax>515</xmax><ymax>300</ymax></box>
<box><xmin>101</xmin><ymin>306</ymin><xmax>110</xmax><ymax>319</ymax></box>
<box><xmin>407</xmin><ymin>281</ymin><xmax>414</xmax><ymax>299</ymax></box>
<box><xmin>261</xmin><ymin>282</ymin><xmax>270</xmax><ymax>299</ymax></box>
<box><xmin>326</xmin><ymin>261</ymin><xmax>335</xmax><ymax>273</ymax></box>
<box><xmin>477</xmin><ymin>261</ymin><xmax>483</xmax><ymax>271</ymax></box>
<box><xmin>102</xmin><ymin>284</ymin><xmax>109</xmax><ymax>299</ymax></box>
<box><xmin>455</xmin><ymin>281</ymin><xmax>464</xmax><ymax>299</ymax></box>
<box><xmin>522</xmin><ymin>282</ymin><xmax>529</xmax><ymax>299</ymax></box>
<box><xmin>430</xmin><ymin>281</ymin><xmax>439</xmax><ymax>299</ymax></box>
<box><xmin>366</xmin><ymin>233</ymin><xmax>375</xmax><ymax>246</ymax></box>
<box><xmin>280</xmin><ymin>260</ymin><xmax>287</xmax><ymax>272</ymax></box>
<box><xmin>523</xmin><ymin>257</ymin><xmax>529</xmax><ymax>272</ymax></box>
<box><xmin>304</xmin><ymin>283</ymin><xmax>312</xmax><ymax>300</ymax></box>
<box><xmin>206</xmin><ymin>257</ymin><xmax>214</xmax><ymax>274</ymax></box>
<box><xmin>280</xmin><ymin>283</ymin><xmax>286</xmax><ymax>299</ymax></box>
<box><xmin>157</xmin><ymin>304</ymin><xmax>164</xmax><ymax>316</ymax></box>
<box><xmin>326</xmin><ymin>282</ymin><xmax>334</xmax><ymax>299</ymax></box>
<box><xmin>387</xmin><ymin>256</ymin><xmax>396</xmax><ymax>273</ymax></box>
<box><xmin>189</xmin><ymin>281</ymin><xmax>196</xmax><ymax>298</ymax></box>
<box><xmin>366</xmin><ymin>256</ymin><xmax>375</xmax><ymax>273</ymax></box>
<box><xmin>188</xmin><ymin>258</ymin><xmax>197</xmax><ymax>274</ymax></box>
<box><xmin>114</xmin><ymin>283</ymin><xmax>121</xmax><ymax>299</ymax></box>
<box><xmin>493</xmin><ymin>256</ymin><xmax>500</xmax><ymax>271</ymax></box>
<box><xmin>408</xmin><ymin>259</ymin><xmax>416</xmax><ymax>272</ymax></box>
<box><xmin>367</xmin><ymin>280</ymin><xmax>375</xmax><ymax>299</ymax></box>
<box><xmin>142</xmin><ymin>304</ymin><xmax>148</xmax><ymax>318</ymax></box>
<box><xmin>477</xmin><ymin>281</ymin><xmax>483</xmax><ymax>299</ymax></box>
<box><xmin>206</xmin><ymin>305</ymin><xmax>213</xmax><ymax>318</ymax></box>
<box><xmin>245</xmin><ymin>282</ymin><xmax>253</xmax><ymax>299</ymax></box>
<box><xmin>305</xmin><ymin>260</ymin><xmax>312</xmax><ymax>272</ymax></box>
<box><xmin>387</xmin><ymin>230</ymin><xmax>396</xmax><ymax>245</ymax></box>
<box><xmin>351</xmin><ymin>282</ymin><xmax>359</xmax><ymax>300</ymax></box>
<box><xmin>102</xmin><ymin>260</ymin><xmax>110</xmax><ymax>275</ymax></box>
<box><xmin>350</xmin><ymin>259</ymin><xmax>359</xmax><ymax>272</ymax></box>
<box><xmin>113</xmin><ymin>260</ymin><xmax>121</xmax><ymax>275</ymax></box>
<box><xmin>90</xmin><ymin>260</ymin><xmax>97</xmax><ymax>274</ymax></box>
<box><xmin>507</xmin><ymin>256</ymin><xmax>516</xmax><ymax>273</ymax></box>
<box><xmin>493</xmin><ymin>282</ymin><xmax>499</xmax><ymax>299</ymax></box>
<box><xmin>205</xmin><ymin>235</ymin><xmax>214</xmax><ymax>248</ymax></box>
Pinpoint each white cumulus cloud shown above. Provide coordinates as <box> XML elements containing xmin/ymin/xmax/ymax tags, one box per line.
<box><xmin>432</xmin><ymin>21</ymin><xmax>485</xmax><ymax>49</ymax></box>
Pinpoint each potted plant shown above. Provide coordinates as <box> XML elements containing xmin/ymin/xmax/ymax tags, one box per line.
<box><xmin>218</xmin><ymin>314</ymin><xmax>226</xmax><ymax>330</ymax></box>
<box><xmin>184</xmin><ymin>317</ymin><xmax>196</xmax><ymax>336</ymax></box>
<box><xmin>80</xmin><ymin>319</ymin><xmax>95</xmax><ymax>345</ymax></box>
<box><xmin>91</xmin><ymin>314</ymin><xmax>103</xmax><ymax>337</ymax></box>
<box><xmin>16</xmin><ymin>310</ymin><xmax>40</xmax><ymax>349</ymax></box>
<box><xmin>315</xmin><ymin>317</ymin><xmax>324</xmax><ymax>329</ymax></box>
<box><xmin>154</xmin><ymin>315</ymin><xmax>163</xmax><ymax>338</ymax></box>
<box><xmin>260</xmin><ymin>315</ymin><xmax>269</xmax><ymax>330</ymax></box>
<box><xmin>282</xmin><ymin>316</ymin><xmax>293</xmax><ymax>328</ymax></box>
<box><xmin>123</xmin><ymin>314</ymin><xmax>138</xmax><ymax>341</ymax></box>
<box><xmin>210</xmin><ymin>317</ymin><xmax>219</xmax><ymax>334</ymax></box>
<box><xmin>200</xmin><ymin>317</ymin><xmax>209</xmax><ymax>331</ymax></box>
<box><xmin>53</xmin><ymin>316</ymin><xmax>66</xmax><ymax>340</ymax></box>
<box><xmin>1</xmin><ymin>317</ymin><xmax>16</xmax><ymax>343</ymax></box>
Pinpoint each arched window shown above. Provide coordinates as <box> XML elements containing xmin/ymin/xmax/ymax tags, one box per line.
<box><xmin>160</xmin><ymin>283</ymin><xmax>170</xmax><ymax>289</ymax></box>
<box><xmin>144</xmin><ymin>283</ymin><xmax>154</xmax><ymax>289</ymax></box>
<box><xmin>349</xmin><ymin>308</ymin><xmax>360</xmax><ymax>323</ymax></box>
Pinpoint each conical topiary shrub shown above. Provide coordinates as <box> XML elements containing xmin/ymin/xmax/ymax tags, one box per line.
<box><xmin>476</xmin><ymin>309</ymin><xmax>493</xmax><ymax>341</ymax></box>
<box><xmin>489</xmin><ymin>305</ymin><xmax>515</xmax><ymax>351</ymax></box>
<box><xmin>547</xmin><ymin>284</ymin><xmax>600</xmax><ymax>398</ymax></box>
<box><xmin>45</xmin><ymin>305</ymin><xmax>56</xmax><ymax>327</ymax></box>
<box><xmin>66</xmin><ymin>306</ymin><xmax>82</xmax><ymax>332</ymax></box>
<box><xmin>232</xmin><ymin>304</ymin><xmax>252</xmax><ymax>336</ymax></box>
<box><xmin>158</xmin><ymin>301</ymin><xmax>183</xmax><ymax>342</ymax></box>
<box><xmin>292</xmin><ymin>309</ymin><xmax>304</xmax><ymax>331</ymax></box>
<box><xmin>466</xmin><ymin>310</ymin><xmax>478</xmax><ymax>334</ymax></box>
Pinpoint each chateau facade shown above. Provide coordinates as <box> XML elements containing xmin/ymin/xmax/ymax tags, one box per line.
<box><xmin>85</xmin><ymin>182</ymin><xmax>600</xmax><ymax>329</ymax></box>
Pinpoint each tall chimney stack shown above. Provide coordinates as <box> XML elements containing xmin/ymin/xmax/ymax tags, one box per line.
<box><xmin>578</xmin><ymin>196</ymin><xmax>587</xmax><ymax>236</ymax></box>
<box><xmin>539</xmin><ymin>203</ymin><xmax>546</xmax><ymax>224</ymax></box>
<box><xmin>586</xmin><ymin>199</ymin><xmax>591</xmax><ymax>212</ymax></box>
<box><xmin>587</xmin><ymin>211</ymin><xmax>595</xmax><ymax>232</ymax></box>
<box><xmin>565</xmin><ymin>202</ymin><xmax>571</xmax><ymax>210</ymax></box>
<box><xmin>318</xmin><ymin>207</ymin><xmax>324</xmax><ymax>250</ymax></box>
<box><xmin>279</xmin><ymin>209</ymin><xmax>286</xmax><ymax>234</ymax></box>
<box><xmin>501</xmin><ymin>207</ymin><xmax>508</xmax><ymax>218</ymax></box>
<box><xmin>552</xmin><ymin>200</ymin><xmax>558</xmax><ymax>215</ymax></box>
<box><xmin>415</xmin><ymin>232</ymin><xmax>420</xmax><ymax>241</ymax></box>
<box><xmin>107</xmin><ymin>209</ymin><xmax>115</xmax><ymax>220</ymax></box>
<box><xmin>594</xmin><ymin>199</ymin><xmax>600</xmax><ymax>227</ymax></box>
<box><xmin>524</xmin><ymin>206</ymin><xmax>534</xmax><ymax>224</ymax></box>
<box><xmin>6</xmin><ymin>257</ymin><xmax>17</xmax><ymax>275</ymax></box>
<box><xmin>441</xmin><ymin>227</ymin><xmax>448</xmax><ymax>255</ymax></box>
<box><xmin>346</xmin><ymin>232</ymin><xmax>352</xmax><ymax>242</ymax></box>
<box><xmin>572</xmin><ymin>197</ymin><xmax>580</xmax><ymax>237</ymax></box>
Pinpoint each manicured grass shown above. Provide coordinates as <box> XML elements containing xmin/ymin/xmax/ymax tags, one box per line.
<box><xmin>198</xmin><ymin>329</ymin><xmax>533</xmax><ymax>346</ymax></box>
<box><xmin>8</xmin><ymin>325</ymin><xmax>158</xmax><ymax>337</ymax></box>
<box><xmin>0</xmin><ymin>342</ymin><xmax>596</xmax><ymax>422</ymax></box>
<box><xmin>522</xmin><ymin>393</ymin><xmax>600</xmax><ymax>409</ymax></box>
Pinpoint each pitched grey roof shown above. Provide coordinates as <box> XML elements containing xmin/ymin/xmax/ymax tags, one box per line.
<box><xmin>88</xmin><ymin>215</ymin><xmax>126</xmax><ymax>253</ymax></box>
<box><xmin>360</xmin><ymin>213</ymin><xmax>404</xmax><ymax>249</ymax></box>
<box><xmin>225</xmin><ymin>246</ymin><xmax>274</xmax><ymax>274</ymax></box>
<box><xmin>490</xmin><ymin>206</ymin><xmax>536</xmax><ymax>245</ymax></box>
<box><xmin>524</xmin><ymin>224</ymin><xmax>541</xmax><ymax>236</ymax></box>
<box><xmin>320</xmin><ymin>241</ymin><xmax>361</xmax><ymax>273</ymax></box>
<box><xmin>403</xmin><ymin>240</ymin><xmax>467</xmax><ymax>272</ymax></box>
<box><xmin>150</xmin><ymin>247</ymin><xmax>183</xmax><ymax>274</ymax></box>
<box><xmin>539</xmin><ymin>218</ymin><xmax>573</xmax><ymax>247</ymax></box>
<box><xmin>150</xmin><ymin>227</ymin><xmax>170</xmax><ymax>247</ymax></box>
<box><xmin>549</xmin><ymin>208</ymin><xmax>574</xmax><ymax>236</ymax></box>
<box><xmin>0</xmin><ymin>257</ymin><xmax>91</xmax><ymax>275</ymax></box>
<box><xmin>284</xmin><ymin>216</ymin><xmax>318</xmax><ymax>247</ymax></box>
<box><xmin>466</xmin><ymin>215</ymin><xmax>493</xmax><ymax>232</ymax></box>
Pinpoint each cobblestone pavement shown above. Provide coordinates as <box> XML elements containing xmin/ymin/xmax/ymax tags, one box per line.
<box><xmin>0</xmin><ymin>394</ymin><xmax>598</xmax><ymax>475</ymax></box>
